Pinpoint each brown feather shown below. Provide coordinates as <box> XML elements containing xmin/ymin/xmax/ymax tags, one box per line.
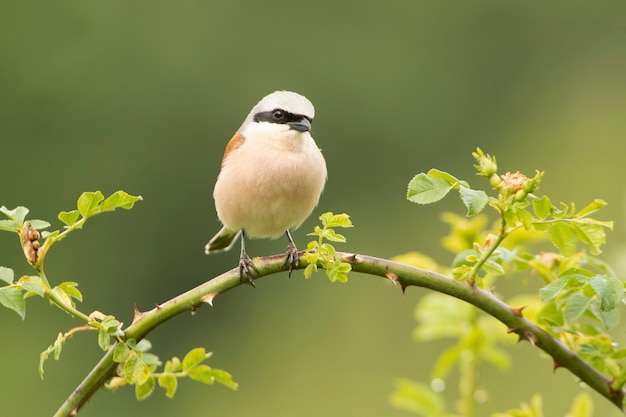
<box><xmin>221</xmin><ymin>130</ymin><xmax>245</xmax><ymax>167</ymax></box>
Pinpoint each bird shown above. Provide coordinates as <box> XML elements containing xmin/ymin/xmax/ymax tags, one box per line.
<box><xmin>205</xmin><ymin>91</ymin><xmax>327</xmax><ymax>286</ymax></box>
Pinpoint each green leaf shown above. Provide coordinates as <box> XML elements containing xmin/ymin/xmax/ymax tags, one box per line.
<box><xmin>539</xmin><ymin>277</ymin><xmax>569</xmax><ymax>302</ymax></box>
<box><xmin>0</xmin><ymin>266</ymin><xmax>14</xmax><ymax>284</ymax></box>
<box><xmin>319</xmin><ymin>212</ymin><xmax>353</xmax><ymax>228</ymax></box>
<box><xmin>188</xmin><ymin>364</ymin><xmax>215</xmax><ymax>384</ymax></box>
<box><xmin>326</xmin><ymin>261</ymin><xmax>351</xmax><ymax>283</ymax></box>
<box><xmin>588</xmin><ymin>276</ymin><xmax>623</xmax><ymax>311</ymax></box>
<box><xmin>28</xmin><ymin>220</ymin><xmax>51</xmax><ymax>230</ymax></box>
<box><xmin>549</xmin><ymin>222</ymin><xmax>578</xmax><ymax>257</ymax></box>
<box><xmin>113</xmin><ymin>341</ymin><xmax>133</xmax><ymax>363</ymax></box>
<box><xmin>58</xmin><ymin>210</ymin><xmax>80</xmax><ymax>226</ymax></box>
<box><xmin>182</xmin><ymin>347</ymin><xmax>207</xmax><ymax>371</ymax></box>
<box><xmin>571</xmin><ymin>220</ymin><xmax>611</xmax><ymax>255</ymax></box>
<box><xmin>390</xmin><ymin>379</ymin><xmax>446</xmax><ymax>417</ymax></box>
<box><xmin>164</xmin><ymin>357</ymin><xmax>182</xmax><ymax>373</ymax></box>
<box><xmin>532</xmin><ymin>196</ymin><xmax>552</xmax><ymax>220</ymax></box>
<box><xmin>0</xmin><ymin>219</ymin><xmax>20</xmax><ymax>231</ymax></box>
<box><xmin>458</xmin><ymin>186</ymin><xmax>488</xmax><ymax>217</ymax></box>
<box><xmin>135</xmin><ymin>376</ymin><xmax>155</xmax><ymax>401</ymax></box>
<box><xmin>99</xmin><ymin>190</ymin><xmax>143</xmax><ymax>212</ymax></box>
<box><xmin>57</xmin><ymin>281</ymin><xmax>83</xmax><ymax>302</ymax></box>
<box><xmin>209</xmin><ymin>368</ymin><xmax>239</xmax><ymax>390</ymax></box>
<box><xmin>566</xmin><ymin>392</ymin><xmax>593</xmax><ymax>417</ymax></box>
<box><xmin>158</xmin><ymin>374</ymin><xmax>178</xmax><ymax>398</ymax></box>
<box><xmin>77</xmin><ymin>191</ymin><xmax>105</xmax><ymax>217</ymax></box>
<box><xmin>563</xmin><ymin>293</ymin><xmax>591</xmax><ymax>323</ymax></box>
<box><xmin>17</xmin><ymin>275</ymin><xmax>45</xmax><ymax>298</ymax></box>
<box><xmin>39</xmin><ymin>333</ymin><xmax>66</xmax><ymax>378</ymax></box>
<box><xmin>0</xmin><ymin>206</ymin><xmax>29</xmax><ymax>223</ymax></box>
<box><xmin>575</xmin><ymin>199</ymin><xmax>607</xmax><ymax>218</ymax></box>
<box><xmin>124</xmin><ymin>355</ymin><xmax>151</xmax><ymax>385</ymax></box>
<box><xmin>407</xmin><ymin>173</ymin><xmax>455</xmax><ymax>204</ymax></box>
<box><xmin>320</xmin><ymin>228</ymin><xmax>347</xmax><ymax>243</ymax></box>
<box><xmin>427</xmin><ymin>168</ymin><xmax>460</xmax><ymax>184</ymax></box>
<box><xmin>0</xmin><ymin>287</ymin><xmax>25</xmax><ymax>319</ymax></box>
<box><xmin>98</xmin><ymin>329</ymin><xmax>111</xmax><ymax>351</ymax></box>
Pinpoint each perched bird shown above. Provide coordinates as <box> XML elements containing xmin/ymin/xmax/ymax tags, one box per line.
<box><xmin>205</xmin><ymin>91</ymin><xmax>327</xmax><ymax>286</ymax></box>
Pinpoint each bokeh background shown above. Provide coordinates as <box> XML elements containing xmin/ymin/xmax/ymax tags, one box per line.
<box><xmin>2</xmin><ymin>1</ymin><xmax>626</xmax><ymax>416</ymax></box>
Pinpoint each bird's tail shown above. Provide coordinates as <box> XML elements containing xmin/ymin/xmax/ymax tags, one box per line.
<box><xmin>205</xmin><ymin>226</ymin><xmax>241</xmax><ymax>254</ymax></box>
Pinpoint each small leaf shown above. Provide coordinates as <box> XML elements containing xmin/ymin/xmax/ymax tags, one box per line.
<box><xmin>407</xmin><ymin>173</ymin><xmax>455</xmax><ymax>205</ymax></box>
<box><xmin>588</xmin><ymin>276</ymin><xmax>623</xmax><ymax>311</ymax></box>
<box><xmin>566</xmin><ymin>392</ymin><xmax>594</xmax><ymax>417</ymax></box>
<box><xmin>0</xmin><ymin>206</ymin><xmax>29</xmax><ymax>223</ymax></box>
<box><xmin>28</xmin><ymin>220</ymin><xmax>51</xmax><ymax>230</ymax></box>
<box><xmin>0</xmin><ymin>287</ymin><xmax>25</xmax><ymax>319</ymax></box>
<box><xmin>58</xmin><ymin>210</ymin><xmax>81</xmax><ymax>226</ymax></box>
<box><xmin>458</xmin><ymin>186</ymin><xmax>488</xmax><ymax>217</ymax></box>
<box><xmin>427</xmin><ymin>168</ymin><xmax>460</xmax><ymax>185</ymax></box>
<box><xmin>320</xmin><ymin>228</ymin><xmax>347</xmax><ymax>243</ymax></box>
<box><xmin>124</xmin><ymin>355</ymin><xmax>151</xmax><ymax>385</ymax></box>
<box><xmin>390</xmin><ymin>379</ymin><xmax>446</xmax><ymax>416</ymax></box>
<box><xmin>99</xmin><ymin>191</ymin><xmax>143</xmax><ymax>212</ymax></box>
<box><xmin>17</xmin><ymin>275</ymin><xmax>45</xmax><ymax>298</ymax></box>
<box><xmin>563</xmin><ymin>293</ymin><xmax>591</xmax><ymax>323</ymax></box>
<box><xmin>113</xmin><ymin>341</ymin><xmax>133</xmax><ymax>363</ymax></box>
<box><xmin>549</xmin><ymin>222</ymin><xmax>578</xmax><ymax>257</ymax></box>
<box><xmin>0</xmin><ymin>266</ymin><xmax>14</xmax><ymax>284</ymax></box>
<box><xmin>77</xmin><ymin>191</ymin><xmax>105</xmax><ymax>217</ymax></box>
<box><xmin>187</xmin><ymin>364</ymin><xmax>215</xmax><ymax>384</ymax></box>
<box><xmin>57</xmin><ymin>282</ymin><xmax>83</xmax><ymax>303</ymax></box>
<box><xmin>575</xmin><ymin>199</ymin><xmax>607</xmax><ymax>219</ymax></box>
<box><xmin>326</xmin><ymin>262</ymin><xmax>351</xmax><ymax>283</ymax></box>
<box><xmin>319</xmin><ymin>212</ymin><xmax>352</xmax><ymax>228</ymax></box>
<box><xmin>539</xmin><ymin>277</ymin><xmax>569</xmax><ymax>302</ymax></box>
<box><xmin>135</xmin><ymin>376</ymin><xmax>155</xmax><ymax>401</ymax></box>
<box><xmin>158</xmin><ymin>374</ymin><xmax>178</xmax><ymax>398</ymax></box>
<box><xmin>164</xmin><ymin>357</ymin><xmax>182</xmax><ymax>373</ymax></box>
<box><xmin>208</xmin><ymin>368</ymin><xmax>238</xmax><ymax>390</ymax></box>
<box><xmin>532</xmin><ymin>196</ymin><xmax>553</xmax><ymax>220</ymax></box>
<box><xmin>182</xmin><ymin>347</ymin><xmax>207</xmax><ymax>371</ymax></box>
<box><xmin>98</xmin><ymin>329</ymin><xmax>111</xmax><ymax>351</ymax></box>
<box><xmin>571</xmin><ymin>220</ymin><xmax>611</xmax><ymax>255</ymax></box>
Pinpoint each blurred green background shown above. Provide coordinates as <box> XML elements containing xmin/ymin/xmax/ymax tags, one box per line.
<box><xmin>2</xmin><ymin>1</ymin><xmax>626</xmax><ymax>416</ymax></box>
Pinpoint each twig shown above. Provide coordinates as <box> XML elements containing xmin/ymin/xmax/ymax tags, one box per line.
<box><xmin>54</xmin><ymin>252</ymin><xmax>625</xmax><ymax>416</ymax></box>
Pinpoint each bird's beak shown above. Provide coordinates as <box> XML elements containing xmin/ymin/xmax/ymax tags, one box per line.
<box><xmin>288</xmin><ymin>118</ymin><xmax>311</xmax><ymax>132</ymax></box>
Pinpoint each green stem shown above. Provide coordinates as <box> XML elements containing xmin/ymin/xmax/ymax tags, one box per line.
<box><xmin>467</xmin><ymin>221</ymin><xmax>509</xmax><ymax>283</ymax></box>
<box><xmin>54</xmin><ymin>252</ymin><xmax>626</xmax><ymax>416</ymax></box>
<box><xmin>39</xmin><ymin>270</ymin><xmax>90</xmax><ymax>323</ymax></box>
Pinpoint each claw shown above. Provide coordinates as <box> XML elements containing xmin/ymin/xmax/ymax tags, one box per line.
<box><xmin>239</xmin><ymin>251</ymin><xmax>258</xmax><ymax>287</ymax></box>
<box><xmin>283</xmin><ymin>230</ymin><xmax>299</xmax><ymax>278</ymax></box>
<box><xmin>238</xmin><ymin>230</ymin><xmax>258</xmax><ymax>287</ymax></box>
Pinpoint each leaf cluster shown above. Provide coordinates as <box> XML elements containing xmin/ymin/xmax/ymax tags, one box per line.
<box><xmin>107</xmin><ymin>343</ymin><xmax>237</xmax><ymax>400</ymax></box>
<box><xmin>395</xmin><ymin>149</ymin><xmax>624</xmax><ymax>415</ymax></box>
<box><xmin>302</xmin><ymin>212</ymin><xmax>353</xmax><ymax>282</ymax></box>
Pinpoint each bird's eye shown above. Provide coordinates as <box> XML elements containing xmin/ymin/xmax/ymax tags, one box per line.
<box><xmin>271</xmin><ymin>109</ymin><xmax>286</xmax><ymax>121</ymax></box>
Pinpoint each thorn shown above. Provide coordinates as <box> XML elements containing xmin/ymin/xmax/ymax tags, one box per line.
<box><xmin>201</xmin><ymin>293</ymin><xmax>218</xmax><ymax>306</ymax></box>
<box><xmin>524</xmin><ymin>330</ymin><xmax>538</xmax><ymax>346</ymax></box>
<box><xmin>553</xmin><ymin>359</ymin><xmax>562</xmax><ymax>371</ymax></box>
<box><xmin>511</xmin><ymin>306</ymin><xmax>526</xmax><ymax>317</ymax></box>
<box><xmin>132</xmin><ymin>304</ymin><xmax>145</xmax><ymax>323</ymax></box>
<box><xmin>341</xmin><ymin>253</ymin><xmax>364</xmax><ymax>264</ymax></box>
<box><xmin>467</xmin><ymin>278</ymin><xmax>476</xmax><ymax>288</ymax></box>
<box><xmin>488</xmin><ymin>286</ymin><xmax>496</xmax><ymax>294</ymax></box>
<box><xmin>400</xmin><ymin>283</ymin><xmax>408</xmax><ymax>294</ymax></box>
<box><xmin>69</xmin><ymin>408</ymin><xmax>78</xmax><ymax>417</ymax></box>
<box><xmin>506</xmin><ymin>327</ymin><xmax>517</xmax><ymax>334</ymax></box>
<box><xmin>154</xmin><ymin>303</ymin><xmax>162</xmax><ymax>310</ymax></box>
<box><xmin>385</xmin><ymin>272</ymin><xmax>399</xmax><ymax>286</ymax></box>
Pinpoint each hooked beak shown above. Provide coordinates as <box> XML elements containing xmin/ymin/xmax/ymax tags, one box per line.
<box><xmin>288</xmin><ymin>117</ymin><xmax>311</xmax><ymax>132</ymax></box>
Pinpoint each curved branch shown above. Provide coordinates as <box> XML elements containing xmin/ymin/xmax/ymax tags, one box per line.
<box><xmin>54</xmin><ymin>252</ymin><xmax>625</xmax><ymax>416</ymax></box>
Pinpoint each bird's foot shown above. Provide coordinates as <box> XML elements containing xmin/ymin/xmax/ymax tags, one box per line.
<box><xmin>283</xmin><ymin>241</ymin><xmax>299</xmax><ymax>278</ymax></box>
<box><xmin>239</xmin><ymin>252</ymin><xmax>259</xmax><ymax>287</ymax></box>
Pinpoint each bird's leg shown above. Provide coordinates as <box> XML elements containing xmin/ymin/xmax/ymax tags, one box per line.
<box><xmin>283</xmin><ymin>230</ymin><xmax>299</xmax><ymax>278</ymax></box>
<box><xmin>239</xmin><ymin>230</ymin><xmax>258</xmax><ymax>287</ymax></box>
